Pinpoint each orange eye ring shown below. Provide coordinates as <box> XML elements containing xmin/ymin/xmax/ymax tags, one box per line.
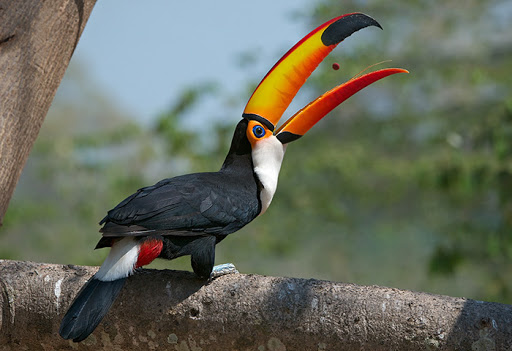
<box><xmin>246</xmin><ymin>120</ymin><xmax>272</xmax><ymax>148</ymax></box>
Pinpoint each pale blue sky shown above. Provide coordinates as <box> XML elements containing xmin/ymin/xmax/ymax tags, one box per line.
<box><xmin>71</xmin><ymin>1</ymin><xmax>314</xmax><ymax>126</ymax></box>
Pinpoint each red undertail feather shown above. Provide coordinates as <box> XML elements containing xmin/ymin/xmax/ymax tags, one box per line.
<box><xmin>136</xmin><ymin>239</ymin><xmax>163</xmax><ymax>268</ymax></box>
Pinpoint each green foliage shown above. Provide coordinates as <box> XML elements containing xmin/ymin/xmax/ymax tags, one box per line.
<box><xmin>154</xmin><ymin>83</ymin><xmax>217</xmax><ymax>154</ymax></box>
<box><xmin>302</xmin><ymin>0</ymin><xmax>512</xmax><ymax>302</ymax></box>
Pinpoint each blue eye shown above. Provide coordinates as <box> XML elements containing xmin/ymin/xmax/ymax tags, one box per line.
<box><xmin>252</xmin><ymin>125</ymin><xmax>266</xmax><ymax>138</ymax></box>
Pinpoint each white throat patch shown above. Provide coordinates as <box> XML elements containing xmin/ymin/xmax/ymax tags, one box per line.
<box><xmin>251</xmin><ymin>135</ymin><xmax>286</xmax><ymax>214</ymax></box>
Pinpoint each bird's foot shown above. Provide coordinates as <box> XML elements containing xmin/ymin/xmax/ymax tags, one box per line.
<box><xmin>209</xmin><ymin>263</ymin><xmax>239</xmax><ymax>280</ymax></box>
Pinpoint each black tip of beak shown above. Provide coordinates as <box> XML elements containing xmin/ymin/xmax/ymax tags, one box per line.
<box><xmin>276</xmin><ymin>131</ymin><xmax>302</xmax><ymax>144</ymax></box>
<box><xmin>321</xmin><ymin>13</ymin><xmax>382</xmax><ymax>47</ymax></box>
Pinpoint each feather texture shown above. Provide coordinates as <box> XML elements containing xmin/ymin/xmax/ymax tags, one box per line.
<box><xmin>100</xmin><ymin>171</ymin><xmax>261</xmax><ymax>238</ymax></box>
<box><xmin>59</xmin><ymin>277</ymin><xmax>126</xmax><ymax>342</ymax></box>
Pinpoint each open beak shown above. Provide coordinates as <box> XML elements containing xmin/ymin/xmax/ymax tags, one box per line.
<box><xmin>242</xmin><ymin>13</ymin><xmax>408</xmax><ymax>141</ymax></box>
<box><xmin>275</xmin><ymin>67</ymin><xmax>408</xmax><ymax>143</ymax></box>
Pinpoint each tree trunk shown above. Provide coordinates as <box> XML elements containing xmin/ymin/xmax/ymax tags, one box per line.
<box><xmin>0</xmin><ymin>0</ymin><xmax>96</xmax><ymax>225</ymax></box>
<box><xmin>1</xmin><ymin>260</ymin><xmax>511</xmax><ymax>350</ymax></box>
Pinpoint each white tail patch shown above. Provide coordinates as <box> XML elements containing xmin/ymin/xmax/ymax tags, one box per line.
<box><xmin>95</xmin><ymin>237</ymin><xmax>139</xmax><ymax>281</ymax></box>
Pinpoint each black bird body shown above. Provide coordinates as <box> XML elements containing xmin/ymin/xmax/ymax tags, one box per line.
<box><xmin>59</xmin><ymin>119</ymin><xmax>275</xmax><ymax>342</ymax></box>
<box><xmin>60</xmin><ymin>13</ymin><xmax>407</xmax><ymax>342</ymax></box>
<box><xmin>101</xmin><ymin>121</ymin><xmax>260</xmax><ymax>238</ymax></box>
<box><xmin>96</xmin><ymin>120</ymin><xmax>262</xmax><ymax>276</ymax></box>
<box><xmin>101</xmin><ymin>170</ymin><xmax>260</xmax><ymax>236</ymax></box>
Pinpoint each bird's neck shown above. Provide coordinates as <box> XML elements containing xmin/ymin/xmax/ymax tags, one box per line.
<box><xmin>220</xmin><ymin>144</ymin><xmax>285</xmax><ymax>215</ymax></box>
<box><xmin>220</xmin><ymin>119</ymin><xmax>286</xmax><ymax>215</ymax></box>
<box><xmin>220</xmin><ymin>151</ymin><xmax>254</xmax><ymax>174</ymax></box>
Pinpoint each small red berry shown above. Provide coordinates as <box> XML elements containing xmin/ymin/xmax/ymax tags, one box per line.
<box><xmin>332</xmin><ymin>62</ymin><xmax>340</xmax><ymax>70</ymax></box>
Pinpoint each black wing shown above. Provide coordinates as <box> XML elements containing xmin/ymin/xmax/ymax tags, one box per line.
<box><xmin>99</xmin><ymin>171</ymin><xmax>260</xmax><ymax>238</ymax></box>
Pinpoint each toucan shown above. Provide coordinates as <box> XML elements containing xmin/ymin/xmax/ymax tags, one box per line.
<box><xmin>59</xmin><ymin>13</ymin><xmax>407</xmax><ymax>342</ymax></box>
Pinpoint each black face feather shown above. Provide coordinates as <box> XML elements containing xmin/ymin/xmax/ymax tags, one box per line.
<box><xmin>227</xmin><ymin>119</ymin><xmax>252</xmax><ymax>156</ymax></box>
<box><xmin>220</xmin><ymin>119</ymin><xmax>253</xmax><ymax>171</ymax></box>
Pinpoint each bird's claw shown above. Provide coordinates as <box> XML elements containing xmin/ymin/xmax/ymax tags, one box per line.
<box><xmin>209</xmin><ymin>263</ymin><xmax>239</xmax><ymax>281</ymax></box>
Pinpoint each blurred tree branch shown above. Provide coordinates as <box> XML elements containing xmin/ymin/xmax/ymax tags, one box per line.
<box><xmin>1</xmin><ymin>260</ymin><xmax>511</xmax><ymax>350</ymax></box>
<box><xmin>0</xmin><ymin>0</ymin><xmax>96</xmax><ymax>225</ymax></box>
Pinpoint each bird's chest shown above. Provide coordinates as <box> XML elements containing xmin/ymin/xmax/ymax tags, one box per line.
<box><xmin>251</xmin><ymin>139</ymin><xmax>286</xmax><ymax>215</ymax></box>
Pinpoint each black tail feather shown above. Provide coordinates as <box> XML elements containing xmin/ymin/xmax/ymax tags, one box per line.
<box><xmin>59</xmin><ymin>277</ymin><xmax>127</xmax><ymax>342</ymax></box>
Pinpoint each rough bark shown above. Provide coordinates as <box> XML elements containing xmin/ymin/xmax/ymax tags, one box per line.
<box><xmin>0</xmin><ymin>260</ymin><xmax>511</xmax><ymax>350</ymax></box>
<box><xmin>0</xmin><ymin>0</ymin><xmax>96</xmax><ymax>225</ymax></box>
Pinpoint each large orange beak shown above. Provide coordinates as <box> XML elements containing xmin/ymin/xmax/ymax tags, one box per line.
<box><xmin>242</xmin><ymin>13</ymin><xmax>408</xmax><ymax>140</ymax></box>
<box><xmin>275</xmin><ymin>67</ymin><xmax>408</xmax><ymax>143</ymax></box>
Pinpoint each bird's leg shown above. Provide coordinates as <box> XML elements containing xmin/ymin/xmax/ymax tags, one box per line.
<box><xmin>210</xmin><ymin>263</ymin><xmax>239</xmax><ymax>280</ymax></box>
<box><xmin>189</xmin><ymin>236</ymin><xmax>239</xmax><ymax>281</ymax></box>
